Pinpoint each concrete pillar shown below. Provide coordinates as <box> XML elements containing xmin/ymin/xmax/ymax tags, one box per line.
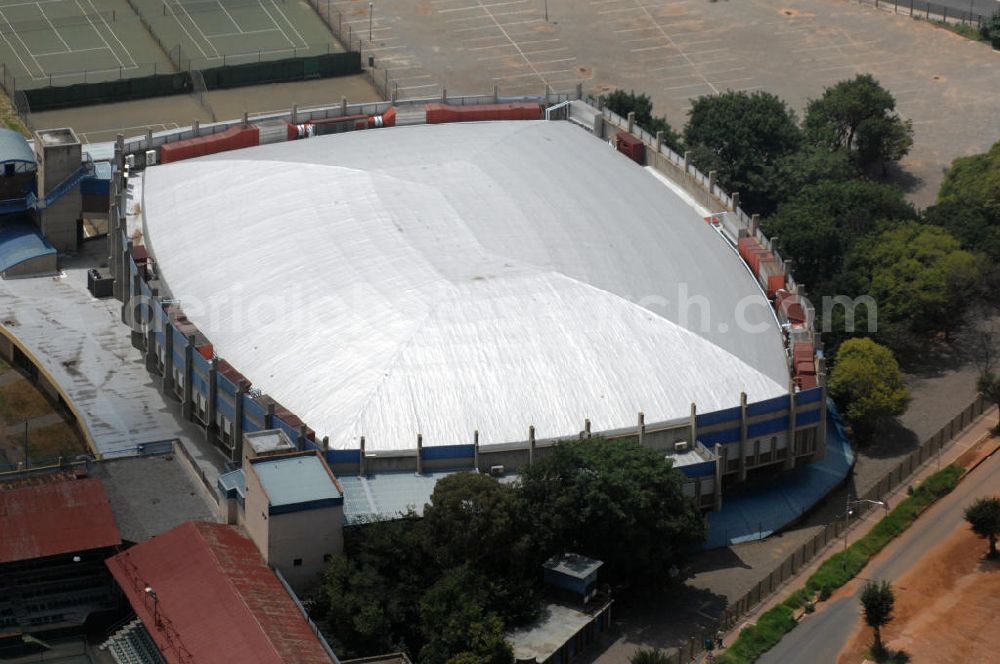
<box><xmin>739</xmin><ymin>392</ymin><xmax>748</xmax><ymax>482</ymax></box>
<box><xmin>576</xmin><ymin>82</ymin><xmax>583</xmax><ymax>100</ymax></box>
<box><xmin>731</xmin><ymin>191</ymin><xmax>740</xmax><ymax>212</ymax></box>
<box><xmin>416</xmin><ymin>433</ymin><xmax>423</xmax><ymax>474</ymax></box>
<box><xmin>161</xmin><ymin>314</ymin><xmax>174</xmax><ymax>395</ymax></box>
<box><xmin>584</xmin><ymin>418</ymin><xmax>591</xmax><ymax>438</ymax></box>
<box><xmin>783</xmin><ymin>259</ymin><xmax>792</xmax><ymax>279</ymax></box>
<box><xmin>130</xmin><ymin>271</ymin><xmax>143</xmax><ymax>350</ymax></box>
<box><xmin>297</xmin><ymin>424</ymin><xmax>307</xmax><ymax>451</ymax></box>
<box><xmin>291</xmin><ymin>104</ymin><xmax>298</xmax><ymax>123</ymax></box>
<box><xmin>626</xmin><ymin>111</ymin><xmax>635</xmax><ymax>133</ymax></box>
<box><xmin>655</xmin><ymin>130</ymin><xmax>663</xmax><ymax>152</ymax></box>
<box><xmin>683</xmin><ymin>150</ymin><xmax>691</xmax><ymax>174</ymax></box>
<box><xmin>528</xmin><ymin>425</ymin><xmax>536</xmax><ymax>466</ymax></box>
<box><xmin>714</xmin><ymin>443</ymin><xmax>723</xmax><ymax>511</ymax></box>
<box><xmin>182</xmin><ymin>335</ymin><xmax>194</xmax><ymax>420</ymax></box>
<box><xmin>144</xmin><ymin>294</ymin><xmax>158</xmax><ymax>373</ymax></box>
<box><xmin>233</xmin><ymin>380</ymin><xmax>248</xmax><ymax>462</ymax></box>
<box><xmin>392</xmin><ymin>81</ymin><xmax>398</xmax><ymax>103</ymax></box>
<box><xmin>206</xmin><ymin>358</ymin><xmax>219</xmax><ymax>444</ymax></box>
<box><xmin>322</xmin><ymin>436</ymin><xmax>329</xmax><ymax>451</ymax></box>
<box><xmin>593</xmin><ymin>114</ymin><xmax>604</xmax><ymax>139</ymax></box>
<box><xmin>545</xmin><ymin>84</ymin><xmax>551</xmax><ymax>105</ymax></box>
<box><xmin>145</xmin><ymin>128</ymin><xmax>153</xmax><ymax>149</ymax></box>
<box><xmin>708</xmin><ymin>170</ymin><xmax>716</xmax><ymax>196</ymax></box>
<box><xmin>750</xmin><ymin>213</ymin><xmax>760</xmax><ymax>236</ymax></box>
<box><xmin>785</xmin><ymin>387</ymin><xmax>797</xmax><ymax>471</ymax></box>
<box><xmin>493</xmin><ymin>83</ymin><xmax>498</xmax><ymax>102</ymax></box>
<box><xmin>689</xmin><ymin>403</ymin><xmax>697</xmax><ymax>449</ymax></box>
<box><xmin>359</xmin><ymin>436</ymin><xmax>366</xmax><ymax>476</ymax></box>
<box><xmin>473</xmin><ymin>430</ymin><xmax>480</xmax><ymax>472</ymax></box>
<box><xmin>193</xmin><ymin>119</ymin><xmax>200</xmax><ymax>136</ymax></box>
<box><xmin>442</xmin><ymin>88</ymin><xmax>447</xmax><ymax>102</ymax></box>
<box><xmin>637</xmin><ymin>412</ymin><xmax>645</xmax><ymax>446</ymax></box>
<box><xmin>265</xmin><ymin>402</ymin><xmax>275</xmax><ymax>430</ymax></box>
<box><xmin>242</xmin><ymin>111</ymin><xmax>248</xmax><ymax>125</ymax></box>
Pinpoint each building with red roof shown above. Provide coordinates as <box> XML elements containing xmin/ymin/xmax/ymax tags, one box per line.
<box><xmin>0</xmin><ymin>474</ymin><xmax>121</xmax><ymax>636</ymax></box>
<box><xmin>105</xmin><ymin>520</ymin><xmax>335</xmax><ymax>664</ymax></box>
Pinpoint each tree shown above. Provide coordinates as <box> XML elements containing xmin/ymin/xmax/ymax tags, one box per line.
<box><xmin>761</xmin><ymin>179</ymin><xmax>915</xmax><ymax>293</ymax></box>
<box><xmin>964</xmin><ymin>496</ymin><xmax>1000</xmax><ymax>558</ymax></box>
<box><xmin>630</xmin><ymin>648</ymin><xmax>673</xmax><ymax>664</ymax></box>
<box><xmin>764</xmin><ymin>144</ymin><xmax>858</xmax><ymax>209</ymax></box>
<box><xmin>977</xmin><ymin>373</ymin><xmax>1000</xmax><ymax>432</ymax></box>
<box><xmin>684</xmin><ymin>90</ymin><xmax>802</xmax><ymax>214</ymax></box>
<box><xmin>519</xmin><ymin>437</ymin><xmax>706</xmax><ymax>587</ymax></box>
<box><xmin>418</xmin><ymin>567</ymin><xmax>513</xmax><ymax>664</ymax></box>
<box><xmin>852</xmin><ymin>222</ymin><xmax>979</xmax><ymax>346</ymax></box>
<box><xmin>422</xmin><ymin>473</ymin><xmax>541</xmax><ymax>623</ymax></box>
<box><xmin>602</xmin><ymin>89</ymin><xmax>683</xmax><ymax>152</ymax></box>
<box><xmin>827</xmin><ymin>338</ymin><xmax>908</xmax><ymax>442</ymax></box>
<box><xmin>804</xmin><ymin>74</ymin><xmax>913</xmax><ymax>175</ymax></box>
<box><xmin>860</xmin><ymin>580</ymin><xmax>895</xmax><ymax>659</ymax></box>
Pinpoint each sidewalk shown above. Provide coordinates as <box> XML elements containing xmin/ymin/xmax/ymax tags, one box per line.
<box><xmin>707</xmin><ymin>405</ymin><xmax>999</xmax><ymax>656</ymax></box>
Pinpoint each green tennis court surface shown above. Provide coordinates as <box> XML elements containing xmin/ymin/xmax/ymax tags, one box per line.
<box><xmin>0</xmin><ymin>0</ymin><xmax>339</xmax><ymax>91</ymax></box>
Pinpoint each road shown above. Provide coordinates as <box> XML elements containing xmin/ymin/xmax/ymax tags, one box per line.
<box><xmin>758</xmin><ymin>450</ymin><xmax>1000</xmax><ymax>664</ymax></box>
<box><xmin>927</xmin><ymin>0</ymin><xmax>1000</xmax><ymax>20</ymax></box>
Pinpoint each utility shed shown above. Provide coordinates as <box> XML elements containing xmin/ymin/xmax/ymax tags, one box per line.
<box><xmin>543</xmin><ymin>553</ymin><xmax>603</xmax><ymax>601</ymax></box>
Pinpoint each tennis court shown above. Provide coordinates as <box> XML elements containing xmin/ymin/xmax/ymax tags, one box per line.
<box><xmin>0</xmin><ymin>0</ymin><xmax>169</xmax><ymax>88</ymax></box>
<box><xmin>130</xmin><ymin>0</ymin><xmax>339</xmax><ymax>69</ymax></box>
<box><xmin>0</xmin><ymin>0</ymin><xmax>340</xmax><ymax>91</ymax></box>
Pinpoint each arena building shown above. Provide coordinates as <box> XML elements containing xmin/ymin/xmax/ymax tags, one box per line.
<box><xmin>100</xmin><ymin>96</ymin><xmax>831</xmax><ymax>533</ymax></box>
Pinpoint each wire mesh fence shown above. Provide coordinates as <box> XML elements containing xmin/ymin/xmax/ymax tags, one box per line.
<box><xmin>857</xmin><ymin>0</ymin><xmax>995</xmax><ymax>28</ymax></box>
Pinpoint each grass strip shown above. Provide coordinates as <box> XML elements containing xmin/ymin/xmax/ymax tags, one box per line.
<box><xmin>714</xmin><ymin>463</ymin><xmax>963</xmax><ymax>664</ymax></box>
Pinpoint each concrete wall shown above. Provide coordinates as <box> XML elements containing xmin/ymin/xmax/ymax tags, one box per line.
<box><xmin>265</xmin><ymin>504</ymin><xmax>344</xmax><ymax>593</ymax></box>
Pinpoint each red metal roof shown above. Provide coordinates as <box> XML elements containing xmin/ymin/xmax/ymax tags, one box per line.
<box><xmin>0</xmin><ymin>476</ymin><xmax>121</xmax><ymax>564</ymax></box>
<box><xmin>106</xmin><ymin>521</ymin><xmax>332</xmax><ymax>664</ymax></box>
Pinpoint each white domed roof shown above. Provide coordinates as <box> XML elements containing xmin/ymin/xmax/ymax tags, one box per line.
<box><xmin>142</xmin><ymin>120</ymin><xmax>788</xmax><ymax>450</ymax></box>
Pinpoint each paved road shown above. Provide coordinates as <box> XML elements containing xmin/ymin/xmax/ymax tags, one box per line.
<box><xmin>759</xmin><ymin>450</ymin><xmax>1000</xmax><ymax>663</ymax></box>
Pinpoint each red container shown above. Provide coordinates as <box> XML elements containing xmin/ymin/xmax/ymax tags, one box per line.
<box><xmin>793</xmin><ymin>343</ymin><xmax>814</xmax><ymax>363</ymax></box>
<box><xmin>196</xmin><ymin>345</ymin><xmax>214</xmax><ymax>360</ymax></box>
<box><xmin>312</xmin><ymin>114</ymin><xmax>370</xmax><ymax>135</ymax></box>
<box><xmin>615</xmin><ymin>132</ymin><xmax>645</xmax><ymax>165</ymax></box>
<box><xmin>159</xmin><ymin>125</ymin><xmax>259</xmax><ymax>163</ymax></box>
<box><xmin>798</xmin><ymin>374</ymin><xmax>818</xmax><ymax>390</ymax></box>
<box><xmin>425</xmin><ymin>102</ymin><xmax>542</xmax><ymax>124</ymax></box>
<box><xmin>775</xmin><ymin>291</ymin><xmax>807</xmax><ymax>325</ymax></box>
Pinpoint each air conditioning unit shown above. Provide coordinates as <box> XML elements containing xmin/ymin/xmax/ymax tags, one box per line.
<box><xmin>145</xmin><ymin>149</ymin><xmax>157</xmax><ymax>166</ymax></box>
<box><xmin>673</xmin><ymin>441</ymin><xmax>689</xmax><ymax>453</ymax></box>
<box><xmin>489</xmin><ymin>465</ymin><xmax>504</xmax><ymax>477</ymax></box>
<box><xmin>125</xmin><ymin>154</ymin><xmax>135</xmax><ymax>168</ymax></box>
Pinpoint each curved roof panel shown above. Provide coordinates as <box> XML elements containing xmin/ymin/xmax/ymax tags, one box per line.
<box><xmin>0</xmin><ymin>129</ymin><xmax>35</xmax><ymax>165</ymax></box>
<box><xmin>142</xmin><ymin>121</ymin><xmax>789</xmax><ymax>450</ymax></box>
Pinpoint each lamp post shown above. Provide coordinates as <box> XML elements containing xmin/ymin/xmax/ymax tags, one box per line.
<box><xmin>145</xmin><ymin>586</ymin><xmax>160</xmax><ymax>628</ymax></box>
<box><xmin>844</xmin><ymin>498</ymin><xmax>889</xmax><ymax>552</ymax></box>
<box><xmin>544</xmin><ymin>0</ymin><xmax>548</xmax><ymax>21</ymax></box>
<box><xmin>369</xmin><ymin>2</ymin><xmax>373</xmax><ymax>41</ymax></box>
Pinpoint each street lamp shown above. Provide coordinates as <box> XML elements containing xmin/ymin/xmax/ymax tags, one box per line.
<box><xmin>844</xmin><ymin>498</ymin><xmax>889</xmax><ymax>552</ymax></box>
<box><xmin>369</xmin><ymin>2</ymin><xmax>373</xmax><ymax>42</ymax></box>
<box><xmin>544</xmin><ymin>0</ymin><xmax>548</xmax><ymax>22</ymax></box>
<box><xmin>145</xmin><ymin>586</ymin><xmax>161</xmax><ymax>628</ymax></box>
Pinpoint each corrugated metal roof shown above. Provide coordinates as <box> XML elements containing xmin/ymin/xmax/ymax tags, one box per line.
<box><xmin>106</xmin><ymin>521</ymin><xmax>333</xmax><ymax>664</ymax></box>
<box><xmin>0</xmin><ymin>221</ymin><xmax>56</xmax><ymax>273</ymax></box>
<box><xmin>0</xmin><ymin>129</ymin><xmax>34</xmax><ymax>164</ymax></box>
<box><xmin>143</xmin><ymin>121</ymin><xmax>789</xmax><ymax>451</ymax></box>
<box><xmin>252</xmin><ymin>454</ymin><xmax>342</xmax><ymax>507</ymax></box>
<box><xmin>0</xmin><ymin>476</ymin><xmax>121</xmax><ymax>564</ymax></box>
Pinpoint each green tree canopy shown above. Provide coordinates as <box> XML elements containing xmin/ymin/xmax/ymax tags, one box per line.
<box><xmin>761</xmin><ymin>179</ymin><xmax>915</xmax><ymax>293</ymax></box>
<box><xmin>851</xmin><ymin>222</ymin><xmax>979</xmax><ymax>345</ymax></box>
<box><xmin>683</xmin><ymin>90</ymin><xmax>802</xmax><ymax>214</ymax></box>
<box><xmin>520</xmin><ymin>437</ymin><xmax>706</xmax><ymax>587</ymax></box>
<box><xmin>418</xmin><ymin>567</ymin><xmax>514</xmax><ymax>664</ymax></box>
<box><xmin>828</xmin><ymin>338</ymin><xmax>908</xmax><ymax>442</ymax></box>
<box><xmin>422</xmin><ymin>472</ymin><xmax>541</xmax><ymax>623</ymax></box>
<box><xmin>964</xmin><ymin>496</ymin><xmax>1000</xmax><ymax>559</ymax></box>
<box><xmin>937</xmin><ymin>140</ymin><xmax>1000</xmax><ymax>219</ymax></box>
<box><xmin>860</xmin><ymin>580</ymin><xmax>895</xmax><ymax>659</ymax></box>
<box><xmin>804</xmin><ymin>74</ymin><xmax>913</xmax><ymax>174</ymax></box>
<box><xmin>602</xmin><ymin>89</ymin><xmax>683</xmax><ymax>152</ymax></box>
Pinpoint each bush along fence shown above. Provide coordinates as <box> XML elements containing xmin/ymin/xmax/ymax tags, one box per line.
<box><xmin>716</xmin><ymin>463</ymin><xmax>964</xmax><ymax>664</ymax></box>
<box><xmin>655</xmin><ymin>395</ymin><xmax>987</xmax><ymax>664</ymax></box>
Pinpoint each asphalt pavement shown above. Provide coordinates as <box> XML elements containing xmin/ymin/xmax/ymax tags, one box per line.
<box><xmin>758</xmin><ymin>448</ymin><xmax>1000</xmax><ymax>663</ymax></box>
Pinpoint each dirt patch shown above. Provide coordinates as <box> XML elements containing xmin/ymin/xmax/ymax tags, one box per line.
<box><xmin>837</xmin><ymin>525</ymin><xmax>1000</xmax><ymax>663</ymax></box>
<box><xmin>0</xmin><ymin>378</ymin><xmax>53</xmax><ymax>425</ymax></box>
<box><xmin>534</xmin><ymin>23</ymin><xmax>557</xmax><ymax>34</ymax></box>
<box><xmin>779</xmin><ymin>8</ymin><xmax>815</xmax><ymax>18</ymax></box>
<box><xmin>417</xmin><ymin>1</ymin><xmax>432</xmax><ymax>17</ymax></box>
<box><xmin>658</xmin><ymin>4</ymin><xmax>687</xmax><ymax>18</ymax></box>
<box><xmin>576</xmin><ymin>66</ymin><xmax>594</xmax><ymax>80</ymax></box>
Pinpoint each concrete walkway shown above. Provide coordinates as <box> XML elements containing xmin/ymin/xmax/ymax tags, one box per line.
<box><xmin>0</xmin><ymin>264</ymin><xmax>225</xmax><ymax>487</ymax></box>
<box><xmin>703</xmin><ymin>405</ymin><xmax>999</xmax><ymax>660</ymax></box>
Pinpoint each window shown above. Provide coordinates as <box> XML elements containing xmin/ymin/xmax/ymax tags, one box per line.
<box><xmin>293</xmin><ymin>558</ymin><xmax>303</xmax><ymax>567</ymax></box>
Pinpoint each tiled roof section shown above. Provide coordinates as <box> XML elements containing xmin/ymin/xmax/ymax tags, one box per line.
<box><xmin>0</xmin><ymin>476</ymin><xmax>121</xmax><ymax>564</ymax></box>
<box><xmin>106</xmin><ymin>521</ymin><xmax>332</xmax><ymax>664</ymax></box>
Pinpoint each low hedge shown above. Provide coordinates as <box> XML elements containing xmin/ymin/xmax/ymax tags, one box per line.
<box><xmin>714</xmin><ymin>463</ymin><xmax>963</xmax><ymax>664</ymax></box>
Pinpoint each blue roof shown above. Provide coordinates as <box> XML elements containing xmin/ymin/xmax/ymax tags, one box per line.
<box><xmin>252</xmin><ymin>455</ymin><xmax>342</xmax><ymax>512</ymax></box>
<box><xmin>0</xmin><ymin>220</ymin><xmax>55</xmax><ymax>273</ymax></box>
<box><xmin>0</xmin><ymin>129</ymin><xmax>34</xmax><ymax>165</ymax></box>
